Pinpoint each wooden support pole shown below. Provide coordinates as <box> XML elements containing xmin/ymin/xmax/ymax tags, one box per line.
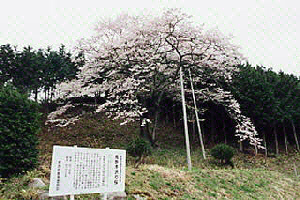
<box><xmin>180</xmin><ymin>66</ymin><xmax>192</xmax><ymax>170</ymax></box>
<box><xmin>188</xmin><ymin>69</ymin><xmax>206</xmax><ymax>159</ymax></box>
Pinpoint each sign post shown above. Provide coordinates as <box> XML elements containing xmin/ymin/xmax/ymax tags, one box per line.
<box><xmin>49</xmin><ymin>145</ymin><xmax>126</xmax><ymax>199</ymax></box>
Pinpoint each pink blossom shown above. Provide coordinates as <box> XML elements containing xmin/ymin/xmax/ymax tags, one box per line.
<box><xmin>46</xmin><ymin>8</ymin><xmax>262</xmax><ymax>148</ymax></box>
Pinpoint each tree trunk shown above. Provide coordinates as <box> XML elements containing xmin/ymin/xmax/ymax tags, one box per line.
<box><xmin>139</xmin><ymin>118</ymin><xmax>146</xmax><ymax>138</ymax></box>
<box><xmin>139</xmin><ymin>117</ymin><xmax>155</xmax><ymax>146</ymax></box>
<box><xmin>151</xmin><ymin>110</ymin><xmax>159</xmax><ymax>142</ymax></box>
<box><xmin>192</xmin><ymin>115</ymin><xmax>196</xmax><ymax>141</ymax></box>
<box><xmin>50</xmin><ymin>88</ymin><xmax>54</xmax><ymax>102</ymax></box>
<box><xmin>34</xmin><ymin>88</ymin><xmax>38</xmax><ymax>102</ymax></box>
<box><xmin>291</xmin><ymin>120</ymin><xmax>300</xmax><ymax>152</ymax></box>
<box><xmin>44</xmin><ymin>89</ymin><xmax>47</xmax><ymax>102</ymax></box>
<box><xmin>239</xmin><ymin>141</ymin><xmax>243</xmax><ymax>152</ymax></box>
<box><xmin>188</xmin><ymin>69</ymin><xmax>206</xmax><ymax>159</ymax></box>
<box><xmin>165</xmin><ymin>112</ymin><xmax>168</xmax><ymax>126</ymax></box>
<box><xmin>180</xmin><ymin>66</ymin><xmax>192</xmax><ymax>170</ymax></box>
<box><xmin>47</xmin><ymin>89</ymin><xmax>50</xmax><ymax>103</ymax></box>
<box><xmin>151</xmin><ymin>91</ymin><xmax>164</xmax><ymax>142</ymax></box>
<box><xmin>283</xmin><ymin>125</ymin><xmax>288</xmax><ymax>154</ymax></box>
<box><xmin>254</xmin><ymin>145</ymin><xmax>258</xmax><ymax>156</ymax></box>
<box><xmin>173</xmin><ymin>105</ymin><xmax>176</xmax><ymax>127</ymax></box>
<box><xmin>263</xmin><ymin>131</ymin><xmax>268</xmax><ymax>157</ymax></box>
<box><xmin>222</xmin><ymin>114</ymin><xmax>227</xmax><ymax>144</ymax></box>
<box><xmin>201</xmin><ymin>122</ymin><xmax>206</xmax><ymax>145</ymax></box>
<box><xmin>274</xmin><ymin>127</ymin><xmax>279</xmax><ymax>155</ymax></box>
<box><xmin>210</xmin><ymin>114</ymin><xmax>217</xmax><ymax>144</ymax></box>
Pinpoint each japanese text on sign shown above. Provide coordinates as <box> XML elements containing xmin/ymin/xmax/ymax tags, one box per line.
<box><xmin>49</xmin><ymin>146</ymin><xmax>126</xmax><ymax>196</ymax></box>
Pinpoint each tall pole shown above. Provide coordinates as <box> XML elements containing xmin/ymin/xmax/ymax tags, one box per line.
<box><xmin>180</xmin><ymin>66</ymin><xmax>192</xmax><ymax>170</ymax></box>
<box><xmin>188</xmin><ymin>69</ymin><xmax>206</xmax><ymax>159</ymax></box>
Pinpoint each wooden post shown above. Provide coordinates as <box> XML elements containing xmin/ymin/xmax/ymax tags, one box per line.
<box><xmin>188</xmin><ymin>69</ymin><xmax>206</xmax><ymax>159</ymax></box>
<box><xmin>103</xmin><ymin>193</ymin><xmax>108</xmax><ymax>200</ymax></box>
<box><xmin>69</xmin><ymin>145</ymin><xmax>78</xmax><ymax>200</ymax></box>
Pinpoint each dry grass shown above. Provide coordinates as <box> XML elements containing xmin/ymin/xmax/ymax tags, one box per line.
<box><xmin>125</xmin><ymin>164</ymin><xmax>300</xmax><ymax>199</ymax></box>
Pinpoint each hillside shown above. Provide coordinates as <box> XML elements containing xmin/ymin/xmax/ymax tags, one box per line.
<box><xmin>1</xmin><ymin>112</ymin><xmax>300</xmax><ymax>199</ymax></box>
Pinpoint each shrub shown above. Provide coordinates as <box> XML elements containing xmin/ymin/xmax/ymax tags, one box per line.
<box><xmin>210</xmin><ymin>143</ymin><xmax>235</xmax><ymax>164</ymax></box>
<box><xmin>0</xmin><ymin>85</ymin><xmax>41</xmax><ymax>178</ymax></box>
<box><xmin>127</xmin><ymin>137</ymin><xmax>152</xmax><ymax>158</ymax></box>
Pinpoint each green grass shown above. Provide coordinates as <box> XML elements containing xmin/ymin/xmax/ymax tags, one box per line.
<box><xmin>0</xmin><ymin>170</ymin><xmax>47</xmax><ymax>200</ymax></box>
<box><xmin>1</xmin><ymin>113</ymin><xmax>300</xmax><ymax>199</ymax></box>
<box><xmin>125</xmin><ymin>164</ymin><xmax>300</xmax><ymax>199</ymax></box>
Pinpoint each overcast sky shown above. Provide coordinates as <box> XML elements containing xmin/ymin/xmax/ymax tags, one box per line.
<box><xmin>1</xmin><ymin>0</ymin><xmax>299</xmax><ymax>75</ymax></box>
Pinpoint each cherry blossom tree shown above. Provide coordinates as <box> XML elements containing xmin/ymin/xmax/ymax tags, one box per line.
<box><xmin>47</xmin><ymin>9</ymin><xmax>263</xmax><ymax>151</ymax></box>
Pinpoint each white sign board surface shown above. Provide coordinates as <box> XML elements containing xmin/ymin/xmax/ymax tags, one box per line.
<box><xmin>49</xmin><ymin>145</ymin><xmax>126</xmax><ymax>196</ymax></box>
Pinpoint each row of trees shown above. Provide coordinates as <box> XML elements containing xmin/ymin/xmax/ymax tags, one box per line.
<box><xmin>0</xmin><ymin>44</ymin><xmax>85</xmax><ymax>102</ymax></box>
<box><xmin>0</xmin><ymin>44</ymin><xmax>86</xmax><ymax>178</ymax></box>
<box><xmin>231</xmin><ymin>64</ymin><xmax>300</xmax><ymax>155</ymax></box>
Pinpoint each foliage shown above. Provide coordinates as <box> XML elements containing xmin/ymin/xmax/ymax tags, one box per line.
<box><xmin>0</xmin><ymin>44</ymin><xmax>84</xmax><ymax>101</ymax></box>
<box><xmin>40</xmin><ymin>45</ymin><xmax>84</xmax><ymax>102</ymax></box>
<box><xmin>231</xmin><ymin>63</ymin><xmax>300</xmax><ymax>153</ymax></box>
<box><xmin>232</xmin><ymin>64</ymin><xmax>300</xmax><ymax>126</ymax></box>
<box><xmin>0</xmin><ymin>85</ymin><xmax>41</xmax><ymax>178</ymax></box>
<box><xmin>126</xmin><ymin>137</ymin><xmax>152</xmax><ymax>159</ymax></box>
<box><xmin>210</xmin><ymin>143</ymin><xmax>235</xmax><ymax>164</ymax></box>
<box><xmin>231</xmin><ymin>64</ymin><xmax>273</xmax><ymax>129</ymax></box>
<box><xmin>0</xmin><ymin>44</ymin><xmax>16</xmax><ymax>85</ymax></box>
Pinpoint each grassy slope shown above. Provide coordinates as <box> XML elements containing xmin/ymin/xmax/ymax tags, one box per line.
<box><xmin>1</xmin><ymin>113</ymin><xmax>300</xmax><ymax>199</ymax></box>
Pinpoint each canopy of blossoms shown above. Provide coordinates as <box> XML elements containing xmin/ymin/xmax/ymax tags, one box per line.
<box><xmin>46</xmin><ymin>8</ymin><xmax>262</xmax><ymax>148</ymax></box>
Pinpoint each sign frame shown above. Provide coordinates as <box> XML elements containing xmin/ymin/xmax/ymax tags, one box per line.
<box><xmin>49</xmin><ymin>145</ymin><xmax>126</xmax><ymax>197</ymax></box>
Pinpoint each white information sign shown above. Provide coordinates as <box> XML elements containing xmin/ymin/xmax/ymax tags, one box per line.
<box><xmin>49</xmin><ymin>145</ymin><xmax>126</xmax><ymax>196</ymax></box>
